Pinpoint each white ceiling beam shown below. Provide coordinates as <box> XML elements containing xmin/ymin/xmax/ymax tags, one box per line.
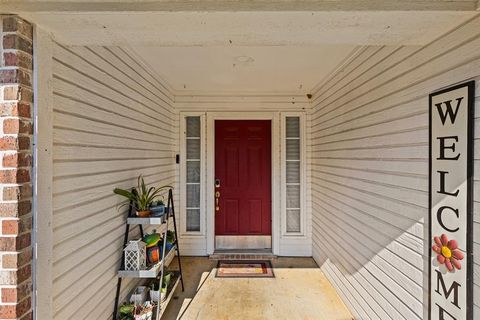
<box><xmin>22</xmin><ymin>11</ymin><xmax>477</xmax><ymax>46</ymax></box>
<box><xmin>0</xmin><ymin>0</ymin><xmax>478</xmax><ymax>13</ymax></box>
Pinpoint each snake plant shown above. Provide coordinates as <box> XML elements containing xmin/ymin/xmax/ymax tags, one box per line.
<box><xmin>113</xmin><ymin>175</ymin><xmax>172</xmax><ymax>211</ymax></box>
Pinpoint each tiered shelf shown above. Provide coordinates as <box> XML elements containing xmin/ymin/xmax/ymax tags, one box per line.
<box><xmin>112</xmin><ymin>189</ymin><xmax>184</xmax><ymax>320</ymax></box>
<box><xmin>126</xmin><ymin>216</ymin><xmax>166</xmax><ymax>226</ymax></box>
<box><xmin>118</xmin><ymin>246</ymin><xmax>176</xmax><ymax>278</ymax></box>
<box><xmin>156</xmin><ymin>271</ymin><xmax>182</xmax><ymax>320</ymax></box>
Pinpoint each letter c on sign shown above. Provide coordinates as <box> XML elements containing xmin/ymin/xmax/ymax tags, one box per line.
<box><xmin>437</xmin><ymin>206</ymin><xmax>460</xmax><ymax>233</ymax></box>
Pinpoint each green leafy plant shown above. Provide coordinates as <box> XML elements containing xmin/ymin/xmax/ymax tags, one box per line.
<box><xmin>151</xmin><ymin>272</ymin><xmax>171</xmax><ymax>291</ymax></box>
<box><xmin>150</xmin><ymin>199</ymin><xmax>165</xmax><ymax>207</ymax></box>
<box><xmin>118</xmin><ymin>303</ymin><xmax>135</xmax><ymax>319</ymax></box>
<box><xmin>166</xmin><ymin>230</ymin><xmax>175</xmax><ymax>244</ymax></box>
<box><xmin>113</xmin><ymin>175</ymin><xmax>172</xmax><ymax>212</ymax></box>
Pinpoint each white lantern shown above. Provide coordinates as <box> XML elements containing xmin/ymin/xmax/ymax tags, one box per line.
<box><xmin>124</xmin><ymin>240</ymin><xmax>146</xmax><ymax>271</ymax></box>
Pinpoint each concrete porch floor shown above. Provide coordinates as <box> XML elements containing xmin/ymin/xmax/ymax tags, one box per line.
<box><xmin>163</xmin><ymin>257</ymin><xmax>353</xmax><ymax>320</ymax></box>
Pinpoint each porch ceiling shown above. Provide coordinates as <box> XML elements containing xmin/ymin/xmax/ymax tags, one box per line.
<box><xmin>19</xmin><ymin>8</ymin><xmax>479</xmax><ymax>95</ymax></box>
<box><xmin>132</xmin><ymin>45</ymin><xmax>356</xmax><ymax>95</ymax></box>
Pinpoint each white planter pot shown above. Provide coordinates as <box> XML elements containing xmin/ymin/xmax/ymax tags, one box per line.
<box><xmin>149</xmin><ymin>289</ymin><xmax>167</xmax><ymax>302</ymax></box>
<box><xmin>130</xmin><ymin>286</ymin><xmax>149</xmax><ymax>304</ymax></box>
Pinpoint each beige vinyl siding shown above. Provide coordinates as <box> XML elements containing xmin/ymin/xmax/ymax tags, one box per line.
<box><xmin>310</xmin><ymin>15</ymin><xmax>480</xmax><ymax>320</ymax></box>
<box><xmin>51</xmin><ymin>43</ymin><xmax>175</xmax><ymax>320</ymax></box>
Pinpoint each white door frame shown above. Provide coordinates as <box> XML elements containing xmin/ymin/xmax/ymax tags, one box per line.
<box><xmin>206</xmin><ymin>112</ymin><xmax>281</xmax><ymax>255</ymax></box>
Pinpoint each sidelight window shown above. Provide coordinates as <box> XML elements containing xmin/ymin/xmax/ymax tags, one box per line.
<box><xmin>284</xmin><ymin>115</ymin><xmax>304</xmax><ymax>234</ymax></box>
<box><xmin>185</xmin><ymin>116</ymin><xmax>202</xmax><ymax>232</ymax></box>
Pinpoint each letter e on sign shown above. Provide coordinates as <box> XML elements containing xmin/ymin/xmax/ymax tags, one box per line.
<box><xmin>429</xmin><ymin>81</ymin><xmax>475</xmax><ymax>320</ymax></box>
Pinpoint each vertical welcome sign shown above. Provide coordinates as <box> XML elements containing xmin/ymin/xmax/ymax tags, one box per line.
<box><xmin>429</xmin><ymin>81</ymin><xmax>475</xmax><ymax>320</ymax></box>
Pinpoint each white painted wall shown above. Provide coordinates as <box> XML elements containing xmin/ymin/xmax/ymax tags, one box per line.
<box><xmin>310</xmin><ymin>14</ymin><xmax>480</xmax><ymax>320</ymax></box>
<box><xmin>49</xmin><ymin>42</ymin><xmax>176</xmax><ymax>320</ymax></box>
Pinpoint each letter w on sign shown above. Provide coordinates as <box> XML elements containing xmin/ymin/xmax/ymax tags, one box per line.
<box><xmin>435</xmin><ymin>97</ymin><xmax>463</xmax><ymax>125</ymax></box>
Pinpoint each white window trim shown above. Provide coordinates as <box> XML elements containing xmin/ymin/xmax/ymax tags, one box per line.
<box><xmin>179</xmin><ymin>112</ymin><xmax>206</xmax><ymax>237</ymax></box>
<box><xmin>281</xmin><ymin>112</ymin><xmax>307</xmax><ymax>237</ymax></box>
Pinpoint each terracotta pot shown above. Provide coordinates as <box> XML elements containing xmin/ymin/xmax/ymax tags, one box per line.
<box><xmin>136</xmin><ymin>210</ymin><xmax>151</xmax><ymax>217</ymax></box>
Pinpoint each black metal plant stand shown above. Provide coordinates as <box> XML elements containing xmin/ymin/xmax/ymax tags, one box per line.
<box><xmin>112</xmin><ymin>189</ymin><xmax>184</xmax><ymax>320</ymax></box>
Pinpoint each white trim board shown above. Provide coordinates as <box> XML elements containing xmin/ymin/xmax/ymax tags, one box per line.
<box><xmin>206</xmin><ymin>112</ymin><xmax>281</xmax><ymax>255</ymax></box>
<box><xmin>281</xmin><ymin>112</ymin><xmax>307</xmax><ymax>237</ymax></box>
<box><xmin>33</xmin><ymin>25</ymin><xmax>54</xmax><ymax>320</ymax></box>
<box><xmin>174</xmin><ymin>93</ymin><xmax>310</xmax><ymax>103</ymax></box>
<box><xmin>9</xmin><ymin>1</ymin><xmax>480</xmax><ymax>12</ymax></box>
<box><xmin>178</xmin><ymin>110</ymin><xmax>312</xmax><ymax>257</ymax></box>
<box><xmin>175</xmin><ymin>100</ymin><xmax>311</xmax><ymax>112</ymax></box>
<box><xmin>179</xmin><ymin>112</ymin><xmax>206</xmax><ymax>237</ymax></box>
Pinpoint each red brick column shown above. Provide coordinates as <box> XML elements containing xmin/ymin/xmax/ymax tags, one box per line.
<box><xmin>0</xmin><ymin>16</ymin><xmax>33</xmax><ymax>320</ymax></box>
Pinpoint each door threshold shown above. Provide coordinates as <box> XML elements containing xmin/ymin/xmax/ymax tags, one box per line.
<box><xmin>215</xmin><ymin>235</ymin><xmax>271</xmax><ymax>250</ymax></box>
<box><xmin>214</xmin><ymin>248</ymin><xmax>272</xmax><ymax>254</ymax></box>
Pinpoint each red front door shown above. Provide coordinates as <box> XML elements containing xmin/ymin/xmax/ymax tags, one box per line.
<box><xmin>215</xmin><ymin>120</ymin><xmax>272</xmax><ymax>236</ymax></box>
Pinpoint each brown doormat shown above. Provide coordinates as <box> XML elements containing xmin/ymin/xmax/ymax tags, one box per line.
<box><xmin>216</xmin><ymin>260</ymin><xmax>274</xmax><ymax>278</ymax></box>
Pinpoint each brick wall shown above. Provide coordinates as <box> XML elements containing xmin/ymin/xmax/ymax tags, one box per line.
<box><xmin>0</xmin><ymin>16</ymin><xmax>33</xmax><ymax>320</ymax></box>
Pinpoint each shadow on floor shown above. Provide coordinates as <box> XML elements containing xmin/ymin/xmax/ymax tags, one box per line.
<box><xmin>162</xmin><ymin>256</ymin><xmax>353</xmax><ymax>320</ymax></box>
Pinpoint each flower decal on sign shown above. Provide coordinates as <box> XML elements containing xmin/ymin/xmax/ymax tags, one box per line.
<box><xmin>432</xmin><ymin>234</ymin><xmax>464</xmax><ymax>272</ymax></box>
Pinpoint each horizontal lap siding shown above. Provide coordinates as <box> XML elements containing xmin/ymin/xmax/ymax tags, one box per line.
<box><xmin>311</xmin><ymin>15</ymin><xmax>480</xmax><ymax>319</ymax></box>
<box><xmin>51</xmin><ymin>43</ymin><xmax>176</xmax><ymax>320</ymax></box>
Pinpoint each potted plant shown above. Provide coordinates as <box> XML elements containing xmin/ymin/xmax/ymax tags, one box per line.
<box><xmin>113</xmin><ymin>176</ymin><xmax>171</xmax><ymax>217</ymax></box>
<box><xmin>129</xmin><ymin>286</ymin><xmax>149</xmax><ymax>304</ymax></box>
<box><xmin>134</xmin><ymin>302</ymin><xmax>154</xmax><ymax>320</ymax></box>
<box><xmin>118</xmin><ymin>303</ymin><xmax>135</xmax><ymax>320</ymax></box>
<box><xmin>143</xmin><ymin>230</ymin><xmax>162</xmax><ymax>265</ymax></box>
<box><xmin>149</xmin><ymin>199</ymin><xmax>165</xmax><ymax>217</ymax></box>
<box><xmin>165</xmin><ymin>230</ymin><xmax>175</xmax><ymax>251</ymax></box>
<box><xmin>150</xmin><ymin>272</ymin><xmax>171</xmax><ymax>302</ymax></box>
<box><xmin>119</xmin><ymin>300</ymin><xmax>154</xmax><ymax>320</ymax></box>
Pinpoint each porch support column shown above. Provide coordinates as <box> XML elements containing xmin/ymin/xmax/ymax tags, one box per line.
<box><xmin>0</xmin><ymin>15</ymin><xmax>33</xmax><ymax>320</ymax></box>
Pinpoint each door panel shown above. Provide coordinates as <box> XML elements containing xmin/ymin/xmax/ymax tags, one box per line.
<box><xmin>248</xmin><ymin>199</ymin><xmax>262</xmax><ymax>234</ymax></box>
<box><xmin>225</xmin><ymin>199</ymin><xmax>239</xmax><ymax>233</ymax></box>
<box><xmin>215</xmin><ymin>120</ymin><xmax>272</xmax><ymax>237</ymax></box>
